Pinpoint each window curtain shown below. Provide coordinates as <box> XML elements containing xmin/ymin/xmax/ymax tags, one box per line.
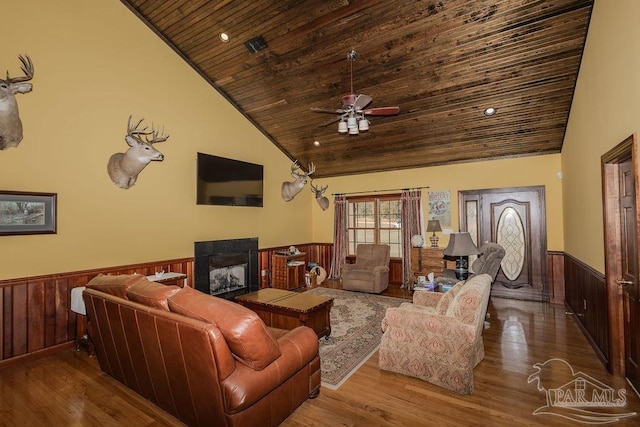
<box><xmin>329</xmin><ymin>195</ymin><xmax>348</xmax><ymax>279</ymax></box>
<box><xmin>401</xmin><ymin>189</ymin><xmax>422</xmax><ymax>288</ymax></box>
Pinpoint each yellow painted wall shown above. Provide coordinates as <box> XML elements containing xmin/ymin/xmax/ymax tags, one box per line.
<box><xmin>1</xmin><ymin>0</ymin><xmax>569</xmax><ymax>281</ymax></box>
<box><xmin>311</xmin><ymin>154</ymin><xmax>564</xmax><ymax>251</ymax></box>
<box><xmin>562</xmin><ymin>0</ymin><xmax>640</xmax><ymax>273</ymax></box>
<box><xmin>0</xmin><ymin>0</ymin><xmax>311</xmax><ymax>280</ymax></box>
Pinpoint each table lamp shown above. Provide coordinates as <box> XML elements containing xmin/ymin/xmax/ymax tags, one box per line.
<box><xmin>426</xmin><ymin>219</ymin><xmax>442</xmax><ymax>248</ymax></box>
<box><xmin>443</xmin><ymin>232</ymin><xmax>480</xmax><ymax>280</ymax></box>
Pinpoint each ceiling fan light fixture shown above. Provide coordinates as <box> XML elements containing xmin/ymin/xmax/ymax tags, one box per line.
<box><xmin>314</xmin><ymin>50</ymin><xmax>400</xmax><ymax>136</ymax></box>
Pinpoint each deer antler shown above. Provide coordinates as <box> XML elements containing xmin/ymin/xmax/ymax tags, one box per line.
<box><xmin>5</xmin><ymin>55</ymin><xmax>34</xmax><ymax>83</ymax></box>
<box><xmin>126</xmin><ymin>116</ymin><xmax>169</xmax><ymax>144</ymax></box>
<box><xmin>310</xmin><ymin>181</ymin><xmax>327</xmax><ymax>194</ymax></box>
<box><xmin>290</xmin><ymin>160</ymin><xmax>301</xmax><ymax>175</ymax></box>
<box><xmin>127</xmin><ymin>116</ymin><xmax>150</xmax><ymax>138</ymax></box>
<box><xmin>306</xmin><ymin>162</ymin><xmax>316</xmax><ymax>176</ymax></box>
<box><xmin>149</xmin><ymin>123</ymin><xmax>169</xmax><ymax>144</ymax></box>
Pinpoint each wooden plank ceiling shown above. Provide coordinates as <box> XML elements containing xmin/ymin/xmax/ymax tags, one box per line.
<box><xmin>120</xmin><ymin>0</ymin><xmax>593</xmax><ymax>178</ymax></box>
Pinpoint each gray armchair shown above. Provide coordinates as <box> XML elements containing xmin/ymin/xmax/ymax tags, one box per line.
<box><xmin>342</xmin><ymin>244</ymin><xmax>390</xmax><ymax>293</ymax></box>
<box><xmin>469</xmin><ymin>242</ymin><xmax>506</xmax><ymax>281</ymax></box>
<box><xmin>439</xmin><ymin>242</ymin><xmax>505</xmax><ymax>285</ymax></box>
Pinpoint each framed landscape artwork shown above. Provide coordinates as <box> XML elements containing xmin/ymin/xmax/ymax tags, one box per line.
<box><xmin>0</xmin><ymin>191</ymin><xmax>57</xmax><ymax>236</ymax></box>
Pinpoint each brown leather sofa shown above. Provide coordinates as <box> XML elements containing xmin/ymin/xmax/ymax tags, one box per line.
<box><xmin>83</xmin><ymin>274</ymin><xmax>320</xmax><ymax>427</ymax></box>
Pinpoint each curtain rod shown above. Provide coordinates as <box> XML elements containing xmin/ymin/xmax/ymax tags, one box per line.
<box><xmin>331</xmin><ymin>186</ymin><xmax>429</xmax><ymax>196</ymax></box>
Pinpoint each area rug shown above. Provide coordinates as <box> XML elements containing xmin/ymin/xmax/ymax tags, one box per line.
<box><xmin>305</xmin><ymin>287</ymin><xmax>404</xmax><ymax>390</ymax></box>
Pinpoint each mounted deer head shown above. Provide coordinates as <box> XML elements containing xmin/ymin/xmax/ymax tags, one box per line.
<box><xmin>0</xmin><ymin>55</ymin><xmax>34</xmax><ymax>150</ymax></box>
<box><xmin>281</xmin><ymin>161</ymin><xmax>315</xmax><ymax>201</ymax></box>
<box><xmin>310</xmin><ymin>181</ymin><xmax>329</xmax><ymax>210</ymax></box>
<box><xmin>107</xmin><ymin>115</ymin><xmax>169</xmax><ymax>189</ymax></box>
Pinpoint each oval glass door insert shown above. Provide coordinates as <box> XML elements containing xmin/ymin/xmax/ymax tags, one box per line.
<box><xmin>496</xmin><ymin>207</ymin><xmax>525</xmax><ymax>280</ymax></box>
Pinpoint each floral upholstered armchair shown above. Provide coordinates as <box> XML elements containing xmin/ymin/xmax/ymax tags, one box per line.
<box><xmin>379</xmin><ymin>274</ymin><xmax>492</xmax><ymax>394</ymax></box>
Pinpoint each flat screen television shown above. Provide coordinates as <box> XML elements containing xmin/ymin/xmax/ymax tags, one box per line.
<box><xmin>197</xmin><ymin>152</ymin><xmax>264</xmax><ymax>207</ymax></box>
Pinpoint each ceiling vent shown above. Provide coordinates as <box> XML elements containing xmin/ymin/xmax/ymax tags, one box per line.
<box><xmin>245</xmin><ymin>36</ymin><xmax>267</xmax><ymax>53</ymax></box>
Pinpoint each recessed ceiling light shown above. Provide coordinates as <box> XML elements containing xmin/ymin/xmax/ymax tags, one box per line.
<box><xmin>313</xmin><ymin>140</ymin><xmax>320</xmax><ymax>146</ymax></box>
<box><xmin>483</xmin><ymin>107</ymin><xmax>497</xmax><ymax>116</ymax></box>
<box><xmin>219</xmin><ymin>32</ymin><xmax>230</xmax><ymax>43</ymax></box>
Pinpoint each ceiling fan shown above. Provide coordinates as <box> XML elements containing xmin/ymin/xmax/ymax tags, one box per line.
<box><xmin>311</xmin><ymin>50</ymin><xmax>400</xmax><ymax>135</ymax></box>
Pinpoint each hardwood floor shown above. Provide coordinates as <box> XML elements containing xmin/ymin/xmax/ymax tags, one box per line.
<box><xmin>1</xmin><ymin>283</ymin><xmax>639</xmax><ymax>426</ymax></box>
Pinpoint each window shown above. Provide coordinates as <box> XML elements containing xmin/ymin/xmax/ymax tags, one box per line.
<box><xmin>347</xmin><ymin>194</ymin><xmax>402</xmax><ymax>257</ymax></box>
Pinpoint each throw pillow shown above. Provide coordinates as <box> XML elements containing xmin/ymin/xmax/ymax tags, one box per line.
<box><xmin>167</xmin><ymin>286</ymin><xmax>281</xmax><ymax>370</ymax></box>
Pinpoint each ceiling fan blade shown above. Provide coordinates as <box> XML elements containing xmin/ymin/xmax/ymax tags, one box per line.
<box><xmin>354</xmin><ymin>94</ymin><xmax>373</xmax><ymax>109</ymax></box>
<box><xmin>363</xmin><ymin>107</ymin><xmax>400</xmax><ymax>116</ymax></box>
<box><xmin>319</xmin><ymin>116</ymin><xmax>342</xmax><ymax>126</ymax></box>
<box><xmin>311</xmin><ymin>107</ymin><xmax>346</xmax><ymax>114</ymax></box>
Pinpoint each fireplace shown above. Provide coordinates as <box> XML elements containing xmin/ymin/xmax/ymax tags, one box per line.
<box><xmin>194</xmin><ymin>238</ymin><xmax>259</xmax><ymax>300</ymax></box>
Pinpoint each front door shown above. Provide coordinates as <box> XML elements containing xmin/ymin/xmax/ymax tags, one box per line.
<box><xmin>619</xmin><ymin>157</ymin><xmax>640</xmax><ymax>391</ymax></box>
<box><xmin>459</xmin><ymin>186</ymin><xmax>547</xmax><ymax>301</ymax></box>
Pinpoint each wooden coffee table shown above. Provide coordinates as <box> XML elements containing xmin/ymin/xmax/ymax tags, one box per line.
<box><xmin>235</xmin><ymin>288</ymin><xmax>333</xmax><ymax>339</ymax></box>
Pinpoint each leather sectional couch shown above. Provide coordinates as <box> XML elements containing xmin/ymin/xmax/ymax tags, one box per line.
<box><xmin>83</xmin><ymin>274</ymin><xmax>320</xmax><ymax>426</ymax></box>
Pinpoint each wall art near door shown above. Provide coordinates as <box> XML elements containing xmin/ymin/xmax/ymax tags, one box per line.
<box><xmin>0</xmin><ymin>191</ymin><xmax>56</xmax><ymax>235</ymax></box>
<box><xmin>428</xmin><ymin>190</ymin><xmax>451</xmax><ymax>227</ymax></box>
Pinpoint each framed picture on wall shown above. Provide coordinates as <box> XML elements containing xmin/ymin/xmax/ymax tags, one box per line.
<box><xmin>428</xmin><ymin>190</ymin><xmax>451</xmax><ymax>227</ymax></box>
<box><xmin>0</xmin><ymin>191</ymin><xmax>57</xmax><ymax>236</ymax></box>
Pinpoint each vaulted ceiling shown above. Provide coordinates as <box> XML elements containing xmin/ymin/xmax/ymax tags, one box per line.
<box><xmin>120</xmin><ymin>0</ymin><xmax>593</xmax><ymax>178</ymax></box>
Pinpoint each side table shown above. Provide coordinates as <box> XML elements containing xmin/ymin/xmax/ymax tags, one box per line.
<box><xmin>146</xmin><ymin>272</ymin><xmax>188</xmax><ymax>287</ymax></box>
<box><xmin>70</xmin><ymin>286</ymin><xmax>94</xmax><ymax>356</ymax></box>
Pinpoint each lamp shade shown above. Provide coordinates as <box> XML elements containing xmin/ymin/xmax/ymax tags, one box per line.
<box><xmin>426</xmin><ymin>220</ymin><xmax>442</xmax><ymax>233</ymax></box>
<box><xmin>443</xmin><ymin>232</ymin><xmax>480</xmax><ymax>256</ymax></box>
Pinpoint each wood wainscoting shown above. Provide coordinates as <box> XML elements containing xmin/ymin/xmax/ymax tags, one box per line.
<box><xmin>0</xmin><ymin>258</ymin><xmax>194</xmax><ymax>368</ymax></box>
<box><xmin>564</xmin><ymin>253</ymin><xmax>609</xmax><ymax>369</ymax></box>
<box><xmin>0</xmin><ymin>245</ymin><xmax>567</xmax><ymax>369</ymax></box>
<box><xmin>0</xmin><ymin>245</ymin><xmax>335</xmax><ymax>368</ymax></box>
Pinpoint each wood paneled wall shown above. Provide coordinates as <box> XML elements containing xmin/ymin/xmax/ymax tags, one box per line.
<box><xmin>0</xmin><ymin>258</ymin><xmax>194</xmax><ymax>368</ymax></box>
<box><xmin>0</xmin><ymin>245</ymin><xmax>568</xmax><ymax>368</ymax></box>
<box><xmin>564</xmin><ymin>253</ymin><xmax>609</xmax><ymax>369</ymax></box>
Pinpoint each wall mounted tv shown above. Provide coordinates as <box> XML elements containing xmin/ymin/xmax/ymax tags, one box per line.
<box><xmin>196</xmin><ymin>152</ymin><xmax>264</xmax><ymax>207</ymax></box>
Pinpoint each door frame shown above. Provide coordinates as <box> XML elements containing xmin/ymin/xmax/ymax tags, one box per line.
<box><xmin>602</xmin><ymin>133</ymin><xmax>640</xmax><ymax>376</ymax></box>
